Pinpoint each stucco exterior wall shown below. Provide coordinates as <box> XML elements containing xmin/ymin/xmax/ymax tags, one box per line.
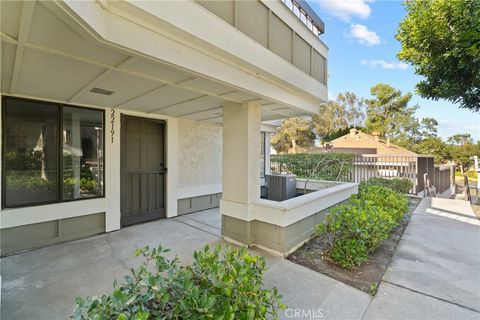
<box><xmin>177</xmin><ymin>118</ymin><xmax>222</xmax><ymax>198</ymax></box>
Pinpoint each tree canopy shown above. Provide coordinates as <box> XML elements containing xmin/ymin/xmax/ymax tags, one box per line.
<box><xmin>312</xmin><ymin>92</ymin><xmax>365</xmax><ymax>148</ymax></box>
<box><xmin>271</xmin><ymin>117</ymin><xmax>314</xmax><ymax>154</ymax></box>
<box><xmin>396</xmin><ymin>0</ymin><xmax>480</xmax><ymax>111</ymax></box>
<box><xmin>364</xmin><ymin>83</ymin><xmax>419</xmax><ymax>148</ymax></box>
<box><xmin>447</xmin><ymin>133</ymin><xmax>474</xmax><ymax>146</ymax></box>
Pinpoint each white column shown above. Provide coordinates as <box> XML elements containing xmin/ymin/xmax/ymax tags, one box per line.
<box><xmin>166</xmin><ymin>118</ymin><xmax>178</xmax><ymax>218</ymax></box>
<box><xmin>105</xmin><ymin>109</ymin><xmax>121</xmax><ymax>232</ymax></box>
<box><xmin>221</xmin><ymin>101</ymin><xmax>261</xmax><ymax>221</ymax></box>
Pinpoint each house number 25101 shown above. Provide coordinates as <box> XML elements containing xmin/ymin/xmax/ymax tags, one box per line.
<box><xmin>110</xmin><ymin>109</ymin><xmax>115</xmax><ymax>143</ymax></box>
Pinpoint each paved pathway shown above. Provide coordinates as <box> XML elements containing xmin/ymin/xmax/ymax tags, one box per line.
<box><xmin>363</xmin><ymin>197</ymin><xmax>480</xmax><ymax>320</ymax></box>
<box><xmin>0</xmin><ymin>208</ymin><xmax>370</xmax><ymax>320</ymax></box>
<box><xmin>2</xmin><ymin>198</ymin><xmax>478</xmax><ymax>320</ymax></box>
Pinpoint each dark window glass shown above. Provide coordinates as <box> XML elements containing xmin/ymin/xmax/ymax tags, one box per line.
<box><xmin>62</xmin><ymin>107</ymin><xmax>104</xmax><ymax>200</ymax></box>
<box><xmin>3</xmin><ymin>97</ymin><xmax>105</xmax><ymax>208</ymax></box>
<box><xmin>4</xmin><ymin>100</ymin><xmax>59</xmax><ymax>207</ymax></box>
<box><xmin>260</xmin><ymin>132</ymin><xmax>266</xmax><ymax>178</ymax></box>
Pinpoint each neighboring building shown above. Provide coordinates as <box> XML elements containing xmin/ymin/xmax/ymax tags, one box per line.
<box><xmin>0</xmin><ymin>0</ymin><xmax>328</xmax><ymax>254</ymax></box>
<box><xmin>308</xmin><ymin>129</ymin><xmax>418</xmax><ymax>156</ymax></box>
<box><xmin>307</xmin><ymin>129</ymin><xmax>420</xmax><ymax>188</ymax></box>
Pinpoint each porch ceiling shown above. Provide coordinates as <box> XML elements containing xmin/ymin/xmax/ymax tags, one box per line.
<box><xmin>0</xmin><ymin>1</ymin><xmax>312</xmax><ymax>122</ymax></box>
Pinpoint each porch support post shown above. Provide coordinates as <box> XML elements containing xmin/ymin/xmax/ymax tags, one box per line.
<box><xmin>220</xmin><ymin>101</ymin><xmax>261</xmax><ymax>245</ymax></box>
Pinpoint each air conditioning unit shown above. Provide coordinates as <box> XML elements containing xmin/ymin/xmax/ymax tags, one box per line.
<box><xmin>265</xmin><ymin>174</ymin><xmax>297</xmax><ymax>201</ymax></box>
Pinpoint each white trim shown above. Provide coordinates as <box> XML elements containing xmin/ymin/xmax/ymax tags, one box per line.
<box><xmin>221</xmin><ymin>182</ymin><xmax>358</xmax><ymax>227</ymax></box>
<box><xmin>0</xmin><ymin>198</ymin><xmax>107</xmax><ymax>229</ymax></box>
<box><xmin>177</xmin><ymin>184</ymin><xmax>222</xmax><ymax>200</ymax></box>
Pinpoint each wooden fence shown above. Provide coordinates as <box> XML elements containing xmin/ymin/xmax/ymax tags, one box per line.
<box><xmin>353</xmin><ymin>155</ymin><xmax>453</xmax><ymax>195</ymax></box>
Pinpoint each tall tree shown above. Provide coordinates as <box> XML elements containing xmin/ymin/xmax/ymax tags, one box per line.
<box><xmin>336</xmin><ymin>92</ymin><xmax>366</xmax><ymax>128</ymax></box>
<box><xmin>413</xmin><ymin>136</ymin><xmax>448</xmax><ymax>164</ymax></box>
<box><xmin>446</xmin><ymin>134</ymin><xmax>478</xmax><ymax>173</ymax></box>
<box><xmin>313</xmin><ymin>92</ymin><xmax>365</xmax><ymax>148</ymax></box>
<box><xmin>365</xmin><ymin>83</ymin><xmax>419</xmax><ymax>147</ymax></box>
<box><xmin>396</xmin><ymin>0</ymin><xmax>480</xmax><ymax>111</ymax></box>
<box><xmin>419</xmin><ymin>117</ymin><xmax>438</xmax><ymax>139</ymax></box>
<box><xmin>448</xmin><ymin>143</ymin><xmax>478</xmax><ymax>174</ymax></box>
<box><xmin>271</xmin><ymin>117</ymin><xmax>314</xmax><ymax>154</ymax></box>
<box><xmin>447</xmin><ymin>133</ymin><xmax>474</xmax><ymax>146</ymax></box>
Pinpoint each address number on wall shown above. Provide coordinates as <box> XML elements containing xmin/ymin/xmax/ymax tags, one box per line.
<box><xmin>110</xmin><ymin>109</ymin><xmax>115</xmax><ymax>143</ymax></box>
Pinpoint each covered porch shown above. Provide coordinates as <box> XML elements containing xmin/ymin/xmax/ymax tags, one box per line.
<box><xmin>1</xmin><ymin>0</ymin><xmax>328</xmax><ymax>255</ymax></box>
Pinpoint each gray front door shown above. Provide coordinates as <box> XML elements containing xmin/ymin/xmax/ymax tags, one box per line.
<box><xmin>121</xmin><ymin>116</ymin><xmax>166</xmax><ymax>226</ymax></box>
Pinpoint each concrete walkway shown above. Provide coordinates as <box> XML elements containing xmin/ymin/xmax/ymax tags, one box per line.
<box><xmin>0</xmin><ymin>208</ymin><xmax>371</xmax><ymax>320</ymax></box>
<box><xmin>2</xmin><ymin>198</ymin><xmax>479</xmax><ymax>320</ymax></box>
<box><xmin>363</xmin><ymin>197</ymin><xmax>480</xmax><ymax>320</ymax></box>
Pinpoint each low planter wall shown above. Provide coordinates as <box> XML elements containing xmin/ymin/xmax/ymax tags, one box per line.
<box><xmin>221</xmin><ymin>180</ymin><xmax>358</xmax><ymax>257</ymax></box>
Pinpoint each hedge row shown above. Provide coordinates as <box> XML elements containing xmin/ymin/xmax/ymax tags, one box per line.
<box><xmin>270</xmin><ymin>153</ymin><xmax>355</xmax><ymax>181</ymax></box>
<box><xmin>359</xmin><ymin>177</ymin><xmax>414</xmax><ymax>194</ymax></box>
<box><xmin>316</xmin><ymin>181</ymin><xmax>409</xmax><ymax>268</ymax></box>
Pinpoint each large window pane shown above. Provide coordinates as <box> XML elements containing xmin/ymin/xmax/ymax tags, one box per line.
<box><xmin>4</xmin><ymin>99</ymin><xmax>59</xmax><ymax>207</ymax></box>
<box><xmin>62</xmin><ymin>107</ymin><xmax>104</xmax><ymax>200</ymax></box>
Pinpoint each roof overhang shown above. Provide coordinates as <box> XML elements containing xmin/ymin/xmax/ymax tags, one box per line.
<box><xmin>1</xmin><ymin>0</ymin><xmax>326</xmax><ymax>123</ymax></box>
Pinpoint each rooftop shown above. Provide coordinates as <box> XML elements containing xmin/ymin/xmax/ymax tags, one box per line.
<box><xmin>309</xmin><ymin>129</ymin><xmax>417</xmax><ymax>155</ymax></box>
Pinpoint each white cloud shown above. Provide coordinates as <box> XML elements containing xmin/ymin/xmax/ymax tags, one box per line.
<box><xmin>349</xmin><ymin>24</ymin><xmax>381</xmax><ymax>45</ymax></box>
<box><xmin>437</xmin><ymin>119</ymin><xmax>480</xmax><ymax>141</ymax></box>
<box><xmin>360</xmin><ymin>59</ymin><xmax>408</xmax><ymax>70</ymax></box>
<box><xmin>316</xmin><ymin>0</ymin><xmax>373</xmax><ymax>21</ymax></box>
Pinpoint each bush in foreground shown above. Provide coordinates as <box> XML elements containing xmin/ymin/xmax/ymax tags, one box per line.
<box><xmin>316</xmin><ymin>184</ymin><xmax>409</xmax><ymax>268</ymax></box>
<box><xmin>359</xmin><ymin>177</ymin><xmax>413</xmax><ymax>194</ymax></box>
<box><xmin>72</xmin><ymin>245</ymin><xmax>285</xmax><ymax>320</ymax></box>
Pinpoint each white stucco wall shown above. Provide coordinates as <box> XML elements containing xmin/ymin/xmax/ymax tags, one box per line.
<box><xmin>177</xmin><ymin>118</ymin><xmax>222</xmax><ymax>199</ymax></box>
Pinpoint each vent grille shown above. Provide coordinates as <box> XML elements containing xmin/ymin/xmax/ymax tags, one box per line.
<box><xmin>90</xmin><ymin>87</ymin><xmax>114</xmax><ymax>95</ymax></box>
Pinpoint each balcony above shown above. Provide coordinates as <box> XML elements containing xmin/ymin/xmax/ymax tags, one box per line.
<box><xmin>1</xmin><ymin>0</ymin><xmax>328</xmax><ymax>120</ymax></box>
<box><xmin>195</xmin><ymin>0</ymin><xmax>328</xmax><ymax>86</ymax></box>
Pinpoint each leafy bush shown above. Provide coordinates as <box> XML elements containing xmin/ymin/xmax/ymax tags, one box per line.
<box><xmin>72</xmin><ymin>245</ymin><xmax>285</xmax><ymax>320</ymax></box>
<box><xmin>316</xmin><ymin>185</ymin><xmax>409</xmax><ymax>268</ymax></box>
<box><xmin>270</xmin><ymin>153</ymin><xmax>354</xmax><ymax>181</ymax></box>
<box><xmin>358</xmin><ymin>185</ymin><xmax>409</xmax><ymax>223</ymax></box>
<box><xmin>359</xmin><ymin>177</ymin><xmax>413</xmax><ymax>194</ymax></box>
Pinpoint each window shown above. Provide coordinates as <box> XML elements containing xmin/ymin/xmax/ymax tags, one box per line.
<box><xmin>2</xmin><ymin>97</ymin><xmax>104</xmax><ymax>208</ymax></box>
<box><xmin>260</xmin><ymin>132</ymin><xmax>266</xmax><ymax>178</ymax></box>
<box><xmin>62</xmin><ymin>107</ymin><xmax>104</xmax><ymax>200</ymax></box>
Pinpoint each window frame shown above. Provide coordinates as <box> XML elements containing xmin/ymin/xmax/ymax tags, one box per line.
<box><xmin>260</xmin><ymin>131</ymin><xmax>266</xmax><ymax>179</ymax></box>
<box><xmin>1</xmin><ymin>95</ymin><xmax>106</xmax><ymax>209</ymax></box>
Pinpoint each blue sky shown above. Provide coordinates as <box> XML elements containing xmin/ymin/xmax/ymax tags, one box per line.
<box><xmin>306</xmin><ymin>0</ymin><xmax>480</xmax><ymax>141</ymax></box>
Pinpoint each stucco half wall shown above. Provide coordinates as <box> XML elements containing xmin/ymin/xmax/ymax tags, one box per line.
<box><xmin>176</xmin><ymin>118</ymin><xmax>223</xmax><ymax>214</ymax></box>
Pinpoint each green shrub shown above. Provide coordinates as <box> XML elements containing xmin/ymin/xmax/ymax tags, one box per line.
<box><xmin>316</xmin><ymin>184</ymin><xmax>409</xmax><ymax>268</ymax></box>
<box><xmin>359</xmin><ymin>177</ymin><xmax>413</xmax><ymax>194</ymax></box>
<box><xmin>270</xmin><ymin>153</ymin><xmax>354</xmax><ymax>181</ymax></box>
<box><xmin>72</xmin><ymin>245</ymin><xmax>285</xmax><ymax>320</ymax></box>
<box><xmin>358</xmin><ymin>185</ymin><xmax>409</xmax><ymax>223</ymax></box>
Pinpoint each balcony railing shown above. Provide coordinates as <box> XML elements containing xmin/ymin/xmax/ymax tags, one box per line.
<box><xmin>281</xmin><ymin>0</ymin><xmax>325</xmax><ymax>37</ymax></box>
<box><xmin>195</xmin><ymin>0</ymin><xmax>327</xmax><ymax>85</ymax></box>
<box><xmin>271</xmin><ymin>154</ymin><xmax>454</xmax><ymax>195</ymax></box>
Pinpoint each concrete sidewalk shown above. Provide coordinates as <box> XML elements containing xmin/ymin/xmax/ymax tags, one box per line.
<box><xmin>2</xmin><ymin>199</ymin><xmax>478</xmax><ymax>320</ymax></box>
<box><xmin>363</xmin><ymin>197</ymin><xmax>480</xmax><ymax>320</ymax></box>
<box><xmin>0</xmin><ymin>208</ymin><xmax>371</xmax><ymax>320</ymax></box>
